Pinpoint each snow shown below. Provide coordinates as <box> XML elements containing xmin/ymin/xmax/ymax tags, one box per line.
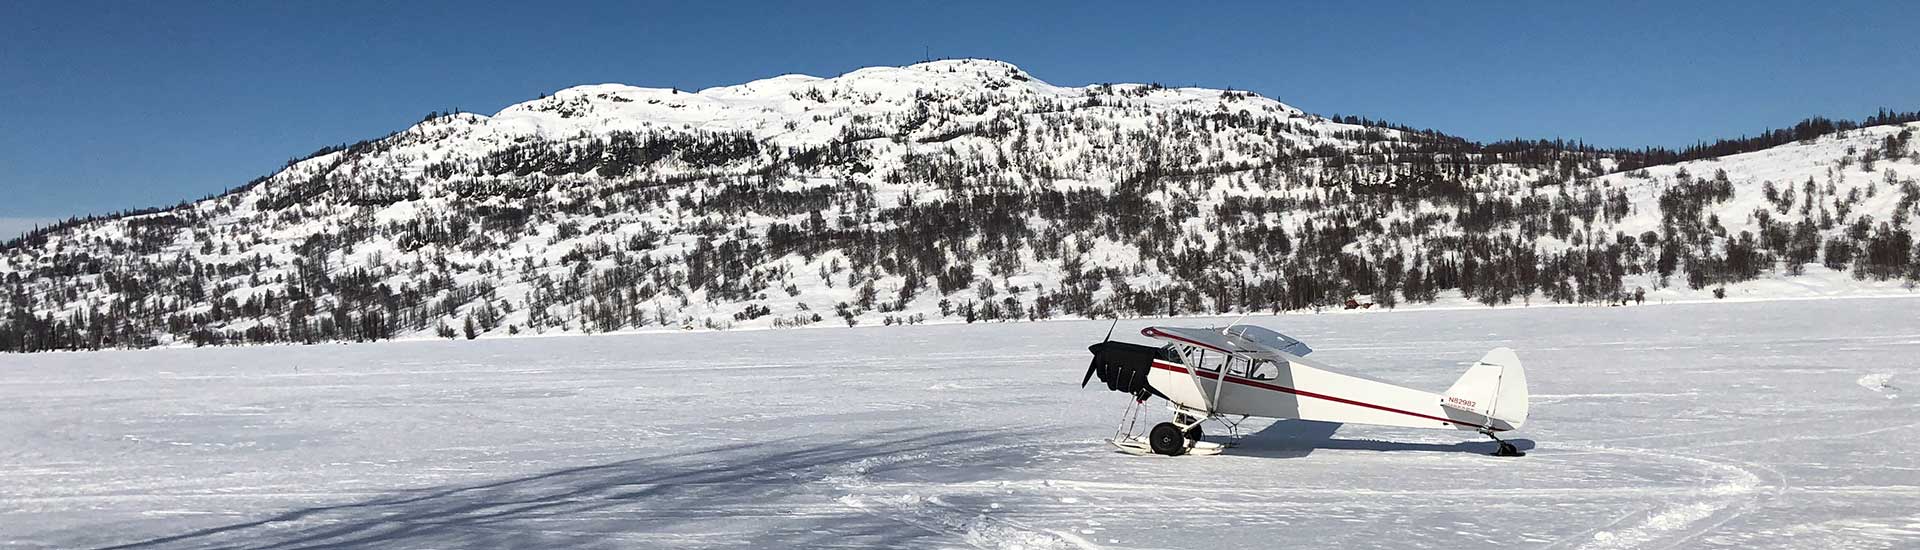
<box><xmin>1858</xmin><ymin>373</ymin><xmax>1901</xmax><ymax>398</ymax></box>
<box><xmin>4</xmin><ymin>298</ymin><xmax>1919</xmax><ymax>548</ymax></box>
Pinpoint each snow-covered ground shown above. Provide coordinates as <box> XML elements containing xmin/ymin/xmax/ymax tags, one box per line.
<box><xmin>3</xmin><ymin>298</ymin><xmax>1918</xmax><ymax>549</ymax></box>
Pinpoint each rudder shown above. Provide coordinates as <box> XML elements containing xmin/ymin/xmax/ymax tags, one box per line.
<box><xmin>1442</xmin><ymin>348</ymin><xmax>1528</xmax><ymax>430</ymax></box>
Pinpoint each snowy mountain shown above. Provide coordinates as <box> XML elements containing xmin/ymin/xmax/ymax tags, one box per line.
<box><xmin>3</xmin><ymin>59</ymin><xmax>1918</xmax><ymax>351</ymax></box>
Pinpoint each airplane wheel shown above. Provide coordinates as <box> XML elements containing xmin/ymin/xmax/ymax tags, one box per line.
<box><xmin>1149</xmin><ymin>423</ymin><xmax>1188</xmax><ymax>456</ymax></box>
<box><xmin>1184</xmin><ymin>425</ymin><xmax>1203</xmax><ymax>442</ymax></box>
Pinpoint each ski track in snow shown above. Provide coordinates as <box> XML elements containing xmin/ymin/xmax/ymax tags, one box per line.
<box><xmin>3</xmin><ymin>299</ymin><xmax>1919</xmax><ymax>548</ymax></box>
<box><xmin>827</xmin><ymin>442</ymin><xmax>1105</xmax><ymax>550</ymax></box>
<box><xmin>1546</xmin><ymin>444</ymin><xmax>1775</xmax><ymax>550</ymax></box>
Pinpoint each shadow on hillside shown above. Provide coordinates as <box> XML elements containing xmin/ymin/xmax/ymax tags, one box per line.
<box><xmin>94</xmin><ymin>428</ymin><xmax>1027</xmax><ymax>550</ymax></box>
<box><xmin>1228</xmin><ymin>420</ymin><xmax>1537</xmax><ymax>458</ymax></box>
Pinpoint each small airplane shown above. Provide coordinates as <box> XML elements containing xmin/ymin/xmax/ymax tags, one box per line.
<box><xmin>1082</xmin><ymin>323</ymin><xmax>1529</xmax><ymax>457</ymax></box>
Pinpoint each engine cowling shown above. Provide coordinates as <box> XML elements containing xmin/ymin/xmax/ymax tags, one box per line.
<box><xmin>1083</xmin><ymin>341</ymin><xmax>1166</xmax><ymax>400</ymax></box>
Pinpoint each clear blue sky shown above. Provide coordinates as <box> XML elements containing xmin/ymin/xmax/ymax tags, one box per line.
<box><xmin>3</xmin><ymin>1</ymin><xmax>1916</xmax><ymax>229</ymax></box>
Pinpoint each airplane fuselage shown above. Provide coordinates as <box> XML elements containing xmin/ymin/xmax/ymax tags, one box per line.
<box><xmin>1146</xmin><ymin>357</ymin><xmax>1506</xmax><ymax>432</ymax></box>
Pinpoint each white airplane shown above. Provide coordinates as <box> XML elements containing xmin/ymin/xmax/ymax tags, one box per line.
<box><xmin>1082</xmin><ymin>323</ymin><xmax>1529</xmax><ymax>457</ymax></box>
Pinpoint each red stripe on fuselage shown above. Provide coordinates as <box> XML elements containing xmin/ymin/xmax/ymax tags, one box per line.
<box><xmin>1149</xmin><ymin>361</ymin><xmax>1500</xmax><ymax>431</ymax></box>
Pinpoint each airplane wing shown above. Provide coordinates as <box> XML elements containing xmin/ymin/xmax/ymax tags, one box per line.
<box><xmin>1140</xmin><ymin>325</ymin><xmax>1313</xmax><ymax>360</ymax></box>
<box><xmin>1140</xmin><ymin>326</ymin><xmax>1239</xmax><ymax>354</ymax></box>
<box><xmin>1222</xmin><ymin>325</ymin><xmax>1313</xmax><ymax>357</ymax></box>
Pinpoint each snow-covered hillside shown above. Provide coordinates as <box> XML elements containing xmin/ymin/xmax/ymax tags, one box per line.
<box><xmin>1</xmin><ymin>59</ymin><xmax>1917</xmax><ymax>350</ymax></box>
<box><xmin>1569</xmin><ymin>123</ymin><xmax>1920</xmax><ymax>299</ymax></box>
<box><xmin>4</xmin><ymin>299</ymin><xmax>1917</xmax><ymax>548</ymax></box>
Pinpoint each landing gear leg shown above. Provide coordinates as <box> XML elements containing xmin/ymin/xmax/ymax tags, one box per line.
<box><xmin>1173</xmin><ymin>414</ymin><xmax>1204</xmax><ymax>451</ymax></box>
<box><xmin>1483</xmin><ymin>431</ymin><xmax>1524</xmax><ymax>457</ymax></box>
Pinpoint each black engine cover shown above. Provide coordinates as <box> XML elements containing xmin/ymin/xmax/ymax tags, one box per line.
<box><xmin>1085</xmin><ymin>341</ymin><xmax>1168</xmax><ymax>400</ymax></box>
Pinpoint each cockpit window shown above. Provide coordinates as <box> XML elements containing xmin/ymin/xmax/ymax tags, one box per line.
<box><xmin>1158</xmin><ymin>345</ymin><xmax>1184</xmax><ymax>364</ymax></box>
<box><xmin>1248</xmin><ymin>359</ymin><xmax>1278</xmax><ymax>380</ymax></box>
<box><xmin>1195</xmin><ymin>350</ymin><xmax>1231</xmax><ymax>373</ymax></box>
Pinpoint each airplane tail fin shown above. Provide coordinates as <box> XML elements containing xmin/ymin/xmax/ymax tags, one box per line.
<box><xmin>1442</xmin><ymin>348</ymin><xmax>1528</xmax><ymax>431</ymax></box>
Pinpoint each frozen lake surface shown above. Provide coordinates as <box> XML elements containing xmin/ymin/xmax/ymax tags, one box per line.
<box><xmin>4</xmin><ymin>298</ymin><xmax>1918</xmax><ymax>549</ymax></box>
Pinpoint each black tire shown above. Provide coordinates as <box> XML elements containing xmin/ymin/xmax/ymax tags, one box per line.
<box><xmin>1184</xmin><ymin>424</ymin><xmax>1203</xmax><ymax>442</ymax></box>
<box><xmin>1149</xmin><ymin>422</ymin><xmax>1187</xmax><ymax>456</ymax></box>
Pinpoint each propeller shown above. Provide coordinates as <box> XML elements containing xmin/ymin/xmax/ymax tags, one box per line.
<box><xmin>1081</xmin><ymin>318</ymin><xmax>1121</xmax><ymax>388</ymax></box>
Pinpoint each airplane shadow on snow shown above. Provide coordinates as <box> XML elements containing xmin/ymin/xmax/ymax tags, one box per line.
<box><xmin>1223</xmin><ymin>420</ymin><xmax>1537</xmax><ymax>459</ymax></box>
<box><xmin>90</xmin><ymin>428</ymin><xmax>1038</xmax><ymax>550</ymax></box>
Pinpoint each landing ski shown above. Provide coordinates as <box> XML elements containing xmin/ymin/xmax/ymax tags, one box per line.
<box><xmin>1108</xmin><ymin>435</ymin><xmax>1227</xmax><ymax>456</ymax></box>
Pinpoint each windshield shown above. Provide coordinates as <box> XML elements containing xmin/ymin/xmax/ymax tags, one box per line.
<box><xmin>1224</xmin><ymin>325</ymin><xmax>1312</xmax><ymax>356</ymax></box>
